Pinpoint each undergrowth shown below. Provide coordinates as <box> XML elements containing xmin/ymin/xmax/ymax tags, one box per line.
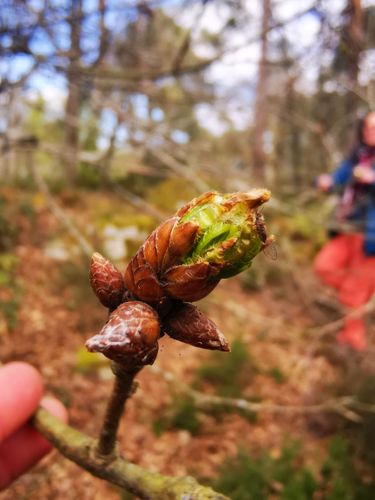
<box><xmin>0</xmin><ymin>194</ymin><xmax>18</xmax><ymax>251</ymax></box>
<box><xmin>194</xmin><ymin>338</ymin><xmax>258</xmax><ymax>398</ymax></box>
<box><xmin>152</xmin><ymin>395</ymin><xmax>201</xmax><ymax>436</ymax></box>
<box><xmin>57</xmin><ymin>258</ymin><xmax>93</xmax><ymax>309</ymax></box>
<box><xmin>212</xmin><ymin>438</ymin><xmax>375</xmax><ymax>500</ymax></box>
<box><xmin>0</xmin><ymin>253</ymin><xmax>23</xmax><ymax>332</ymax></box>
<box><xmin>152</xmin><ymin>339</ymin><xmax>261</xmax><ymax>436</ymax></box>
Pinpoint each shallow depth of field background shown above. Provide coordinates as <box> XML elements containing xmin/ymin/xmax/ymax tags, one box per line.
<box><xmin>1</xmin><ymin>1</ymin><xmax>375</xmax><ymax>499</ymax></box>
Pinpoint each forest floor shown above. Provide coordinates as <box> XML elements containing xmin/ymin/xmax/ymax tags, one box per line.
<box><xmin>0</xmin><ymin>186</ymin><xmax>374</xmax><ymax>500</ymax></box>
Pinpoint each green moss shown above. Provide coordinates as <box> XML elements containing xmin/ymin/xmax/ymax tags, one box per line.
<box><xmin>0</xmin><ymin>195</ymin><xmax>18</xmax><ymax>251</ymax></box>
<box><xmin>120</xmin><ymin>491</ymin><xmax>134</xmax><ymax>500</ymax></box>
<box><xmin>330</xmin><ymin>369</ymin><xmax>375</xmax><ymax>466</ymax></box>
<box><xmin>170</xmin><ymin>396</ymin><xmax>201</xmax><ymax>435</ymax></box>
<box><xmin>95</xmin><ymin>209</ymin><xmax>155</xmax><ymax>234</ymax></box>
<box><xmin>355</xmin><ymin>376</ymin><xmax>375</xmax><ymax>464</ymax></box>
<box><xmin>77</xmin><ymin>163</ymin><xmax>102</xmax><ymax>190</ymax></box>
<box><xmin>56</xmin><ymin>257</ymin><xmax>93</xmax><ymax>309</ymax></box>
<box><xmin>213</xmin><ymin>439</ymin><xmax>375</xmax><ymax>500</ymax></box>
<box><xmin>0</xmin><ymin>253</ymin><xmax>23</xmax><ymax>331</ymax></box>
<box><xmin>146</xmin><ymin>177</ymin><xmax>197</xmax><ymax>212</ymax></box>
<box><xmin>116</xmin><ymin>172</ymin><xmax>165</xmax><ymax>198</ymax></box>
<box><xmin>194</xmin><ymin>338</ymin><xmax>257</xmax><ymax>398</ymax></box>
<box><xmin>321</xmin><ymin>438</ymin><xmax>375</xmax><ymax>500</ymax></box>
<box><xmin>18</xmin><ymin>200</ymin><xmax>36</xmax><ymax>220</ymax></box>
<box><xmin>153</xmin><ymin>396</ymin><xmax>201</xmax><ymax>436</ymax></box>
<box><xmin>152</xmin><ymin>419</ymin><xmax>167</xmax><ymax>438</ymax></box>
<box><xmin>268</xmin><ymin>367</ymin><xmax>286</xmax><ymax>384</ymax></box>
<box><xmin>213</xmin><ymin>443</ymin><xmax>316</xmax><ymax>500</ymax></box>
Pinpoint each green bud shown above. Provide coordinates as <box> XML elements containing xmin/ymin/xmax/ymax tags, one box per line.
<box><xmin>179</xmin><ymin>190</ymin><xmax>272</xmax><ymax>279</ymax></box>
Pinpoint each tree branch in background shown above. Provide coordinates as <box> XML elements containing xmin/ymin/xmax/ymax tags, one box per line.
<box><xmin>39</xmin><ymin>140</ymin><xmax>166</xmax><ymax>221</ymax></box>
<box><xmin>29</xmin><ymin>152</ymin><xmax>94</xmax><ymax>257</ymax></box>
<box><xmin>92</xmin><ymin>0</ymin><xmax>109</xmax><ymax>68</ymax></box>
<box><xmin>291</xmin><ymin>294</ymin><xmax>375</xmax><ymax>379</ymax></box>
<box><xmin>251</xmin><ymin>0</ymin><xmax>271</xmax><ymax>181</ymax></box>
<box><xmin>149</xmin><ymin>364</ymin><xmax>375</xmax><ymax>423</ymax></box>
<box><xmin>147</xmin><ymin>148</ymin><xmax>210</xmax><ymax>193</ymax></box>
<box><xmin>171</xmin><ymin>0</ymin><xmax>208</xmax><ymax>75</ymax></box>
<box><xmin>308</xmin><ymin>294</ymin><xmax>375</xmax><ymax>338</ymax></box>
<box><xmin>63</xmin><ymin>0</ymin><xmax>83</xmax><ymax>185</ymax></box>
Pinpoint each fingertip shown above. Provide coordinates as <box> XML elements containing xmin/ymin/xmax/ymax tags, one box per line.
<box><xmin>1</xmin><ymin>362</ymin><xmax>43</xmax><ymax>391</ymax></box>
<box><xmin>40</xmin><ymin>397</ymin><xmax>68</xmax><ymax>423</ymax></box>
<box><xmin>0</xmin><ymin>362</ymin><xmax>44</xmax><ymax>442</ymax></box>
<box><xmin>0</xmin><ymin>397</ymin><xmax>68</xmax><ymax>490</ymax></box>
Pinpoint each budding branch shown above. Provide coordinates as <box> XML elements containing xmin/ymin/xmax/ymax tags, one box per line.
<box><xmin>32</xmin><ymin>359</ymin><xmax>228</xmax><ymax>497</ymax></box>
<box><xmin>33</xmin><ymin>404</ymin><xmax>227</xmax><ymax>499</ymax></box>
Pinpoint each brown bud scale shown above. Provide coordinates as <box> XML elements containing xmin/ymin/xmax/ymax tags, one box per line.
<box><xmin>90</xmin><ymin>252</ymin><xmax>125</xmax><ymax>309</ymax></box>
<box><xmin>124</xmin><ymin>215</ymin><xmax>202</xmax><ymax>303</ymax></box>
<box><xmin>163</xmin><ymin>302</ymin><xmax>229</xmax><ymax>351</ymax></box>
<box><xmin>86</xmin><ymin>301</ymin><xmax>160</xmax><ymax>367</ymax></box>
<box><xmin>162</xmin><ymin>262</ymin><xmax>220</xmax><ymax>302</ymax></box>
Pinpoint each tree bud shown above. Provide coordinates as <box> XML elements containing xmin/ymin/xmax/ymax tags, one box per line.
<box><xmin>90</xmin><ymin>252</ymin><xmax>125</xmax><ymax>309</ymax></box>
<box><xmin>86</xmin><ymin>301</ymin><xmax>160</xmax><ymax>368</ymax></box>
<box><xmin>163</xmin><ymin>302</ymin><xmax>229</xmax><ymax>351</ymax></box>
<box><xmin>179</xmin><ymin>190</ymin><xmax>272</xmax><ymax>279</ymax></box>
<box><xmin>124</xmin><ymin>190</ymin><xmax>272</xmax><ymax>304</ymax></box>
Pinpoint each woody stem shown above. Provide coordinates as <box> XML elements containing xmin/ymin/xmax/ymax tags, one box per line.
<box><xmin>96</xmin><ymin>363</ymin><xmax>141</xmax><ymax>458</ymax></box>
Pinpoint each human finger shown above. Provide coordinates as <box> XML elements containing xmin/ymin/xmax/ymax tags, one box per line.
<box><xmin>0</xmin><ymin>397</ymin><xmax>68</xmax><ymax>490</ymax></box>
<box><xmin>317</xmin><ymin>174</ymin><xmax>332</xmax><ymax>192</ymax></box>
<box><xmin>0</xmin><ymin>362</ymin><xmax>43</xmax><ymax>442</ymax></box>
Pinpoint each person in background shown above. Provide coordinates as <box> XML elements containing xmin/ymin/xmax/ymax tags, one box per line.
<box><xmin>314</xmin><ymin>110</ymin><xmax>375</xmax><ymax>351</ymax></box>
<box><xmin>0</xmin><ymin>362</ymin><xmax>67</xmax><ymax>490</ymax></box>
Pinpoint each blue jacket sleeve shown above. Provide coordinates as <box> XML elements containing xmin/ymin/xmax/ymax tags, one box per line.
<box><xmin>331</xmin><ymin>158</ymin><xmax>355</xmax><ymax>187</ymax></box>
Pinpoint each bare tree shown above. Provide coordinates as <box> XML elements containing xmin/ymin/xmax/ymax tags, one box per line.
<box><xmin>251</xmin><ymin>0</ymin><xmax>272</xmax><ymax>182</ymax></box>
<box><xmin>63</xmin><ymin>0</ymin><xmax>83</xmax><ymax>184</ymax></box>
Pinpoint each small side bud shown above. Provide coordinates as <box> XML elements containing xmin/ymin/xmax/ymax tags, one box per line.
<box><xmin>90</xmin><ymin>253</ymin><xmax>125</xmax><ymax>309</ymax></box>
<box><xmin>86</xmin><ymin>301</ymin><xmax>160</xmax><ymax>368</ymax></box>
<box><xmin>163</xmin><ymin>302</ymin><xmax>230</xmax><ymax>351</ymax></box>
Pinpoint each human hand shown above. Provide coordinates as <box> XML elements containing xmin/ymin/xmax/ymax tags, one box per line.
<box><xmin>0</xmin><ymin>362</ymin><xmax>68</xmax><ymax>490</ymax></box>
<box><xmin>353</xmin><ymin>165</ymin><xmax>375</xmax><ymax>184</ymax></box>
<box><xmin>317</xmin><ymin>174</ymin><xmax>333</xmax><ymax>192</ymax></box>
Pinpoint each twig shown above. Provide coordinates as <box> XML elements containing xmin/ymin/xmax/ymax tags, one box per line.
<box><xmin>149</xmin><ymin>366</ymin><xmax>375</xmax><ymax>423</ymax></box>
<box><xmin>33</xmin><ymin>408</ymin><xmax>228</xmax><ymax>500</ymax></box>
<box><xmin>289</xmin><ymin>294</ymin><xmax>375</xmax><ymax>377</ymax></box>
<box><xmin>308</xmin><ymin>294</ymin><xmax>375</xmax><ymax>337</ymax></box>
<box><xmin>96</xmin><ymin>364</ymin><xmax>140</xmax><ymax>458</ymax></box>
<box><xmin>39</xmin><ymin>141</ymin><xmax>166</xmax><ymax>221</ymax></box>
<box><xmin>29</xmin><ymin>160</ymin><xmax>94</xmax><ymax>257</ymax></box>
<box><xmin>147</xmin><ymin>148</ymin><xmax>210</xmax><ymax>193</ymax></box>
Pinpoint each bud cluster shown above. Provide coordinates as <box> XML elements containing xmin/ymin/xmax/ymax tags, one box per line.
<box><xmin>86</xmin><ymin>190</ymin><xmax>273</xmax><ymax>370</ymax></box>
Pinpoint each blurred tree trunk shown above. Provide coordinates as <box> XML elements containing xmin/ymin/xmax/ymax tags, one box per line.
<box><xmin>251</xmin><ymin>0</ymin><xmax>272</xmax><ymax>182</ymax></box>
<box><xmin>64</xmin><ymin>0</ymin><xmax>83</xmax><ymax>185</ymax></box>
<box><xmin>343</xmin><ymin>0</ymin><xmax>364</xmax><ymax>136</ymax></box>
<box><xmin>286</xmin><ymin>77</ymin><xmax>302</xmax><ymax>189</ymax></box>
<box><xmin>346</xmin><ymin>0</ymin><xmax>364</xmax><ymax>84</ymax></box>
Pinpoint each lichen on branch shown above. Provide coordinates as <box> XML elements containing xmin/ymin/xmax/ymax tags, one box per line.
<box><xmin>33</xmin><ymin>408</ymin><xmax>228</xmax><ymax>500</ymax></box>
